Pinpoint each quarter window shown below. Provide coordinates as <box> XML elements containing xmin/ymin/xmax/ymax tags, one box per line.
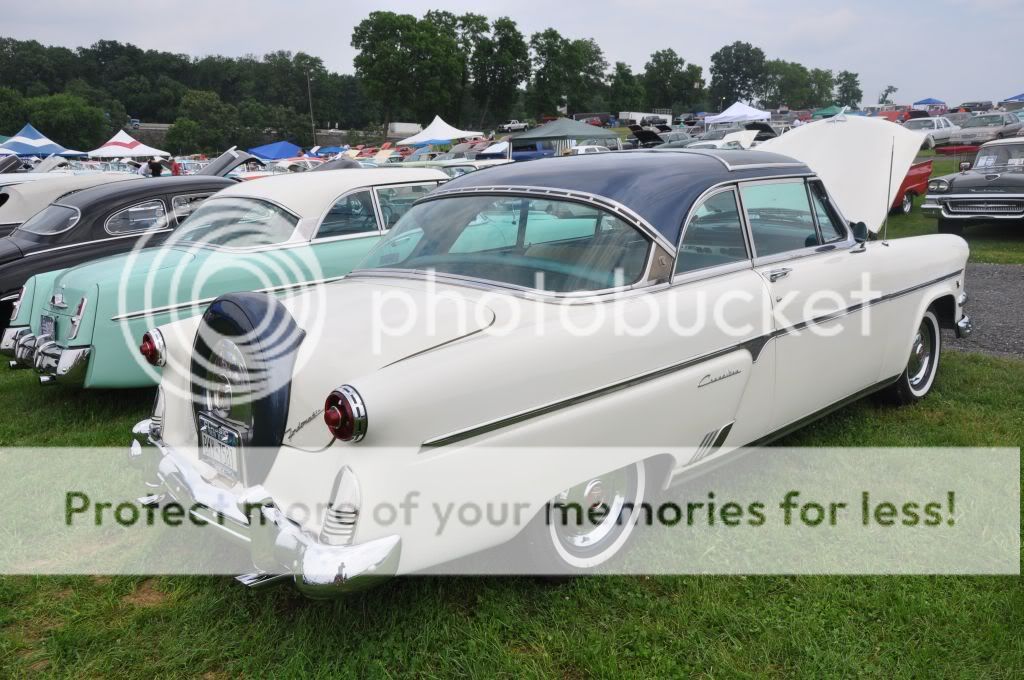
<box><xmin>171</xmin><ymin>194</ymin><xmax>212</xmax><ymax>225</ymax></box>
<box><xmin>376</xmin><ymin>183</ymin><xmax>436</xmax><ymax>230</ymax></box>
<box><xmin>675</xmin><ymin>190</ymin><xmax>748</xmax><ymax>274</ymax></box>
<box><xmin>105</xmin><ymin>200</ymin><xmax>169</xmax><ymax>235</ymax></box>
<box><xmin>740</xmin><ymin>181</ymin><xmax>820</xmax><ymax>257</ymax></box>
<box><xmin>317</xmin><ymin>190</ymin><xmax>378</xmax><ymax>238</ymax></box>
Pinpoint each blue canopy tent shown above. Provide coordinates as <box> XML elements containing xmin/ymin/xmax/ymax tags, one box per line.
<box><xmin>913</xmin><ymin>98</ymin><xmax>945</xmax><ymax>106</ymax></box>
<box><xmin>0</xmin><ymin>123</ymin><xmax>76</xmax><ymax>157</ymax></box>
<box><xmin>248</xmin><ymin>140</ymin><xmax>301</xmax><ymax>160</ymax></box>
<box><xmin>1004</xmin><ymin>93</ymin><xmax>1024</xmax><ymax>103</ymax></box>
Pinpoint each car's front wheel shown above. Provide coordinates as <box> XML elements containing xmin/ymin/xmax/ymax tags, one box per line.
<box><xmin>880</xmin><ymin>309</ymin><xmax>941</xmax><ymax>405</ymax></box>
<box><xmin>523</xmin><ymin>461</ymin><xmax>648</xmax><ymax>574</ymax></box>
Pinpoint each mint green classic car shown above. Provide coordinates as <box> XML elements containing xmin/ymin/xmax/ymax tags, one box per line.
<box><xmin>4</xmin><ymin>168</ymin><xmax>446</xmax><ymax>387</ymax></box>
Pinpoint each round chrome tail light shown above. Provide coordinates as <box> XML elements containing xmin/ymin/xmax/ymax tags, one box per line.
<box><xmin>324</xmin><ymin>385</ymin><xmax>367</xmax><ymax>442</ymax></box>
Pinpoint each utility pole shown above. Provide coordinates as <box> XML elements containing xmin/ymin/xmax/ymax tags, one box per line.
<box><xmin>307</xmin><ymin>70</ymin><xmax>317</xmax><ymax>147</ymax></box>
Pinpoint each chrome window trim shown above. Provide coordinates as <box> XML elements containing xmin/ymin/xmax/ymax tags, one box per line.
<box><xmin>25</xmin><ymin>228</ymin><xmax>174</xmax><ymax>257</ymax></box>
<box><xmin>103</xmin><ymin>198</ymin><xmax>170</xmax><ymax>236</ymax></box>
<box><xmin>16</xmin><ymin>204</ymin><xmax>82</xmax><ymax>237</ymax></box>
<box><xmin>420</xmin><ymin>184</ymin><xmax>677</xmax><ymax>255</ymax></box>
<box><xmin>738</xmin><ymin>177</ymin><xmax>856</xmax><ymax>264</ymax></box>
<box><xmin>672</xmin><ymin>186</ymin><xmax>752</xmax><ymax>280</ymax></box>
<box><xmin>170</xmin><ymin>192</ymin><xmax>215</xmax><ymax>227</ymax></box>
<box><xmin>313</xmin><ymin>187</ymin><xmax>381</xmax><ymax>241</ymax></box>
<box><xmin>374</xmin><ymin>181</ymin><xmax>442</xmax><ymax>232</ymax></box>
<box><xmin>806</xmin><ymin>179</ymin><xmax>849</xmax><ymax>243</ymax></box>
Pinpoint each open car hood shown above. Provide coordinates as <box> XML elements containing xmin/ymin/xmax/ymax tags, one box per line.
<box><xmin>197</xmin><ymin>147</ymin><xmax>264</xmax><ymax>177</ymax></box>
<box><xmin>724</xmin><ymin>130</ymin><xmax>758</xmax><ymax>149</ymax></box>
<box><xmin>759</xmin><ymin>115</ymin><xmax>925</xmax><ymax>233</ymax></box>
<box><xmin>31</xmin><ymin>155</ymin><xmax>71</xmax><ymax>173</ymax></box>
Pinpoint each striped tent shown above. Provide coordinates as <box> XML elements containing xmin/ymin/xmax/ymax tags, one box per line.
<box><xmin>0</xmin><ymin>123</ymin><xmax>76</xmax><ymax>157</ymax></box>
<box><xmin>87</xmin><ymin>130</ymin><xmax>168</xmax><ymax>158</ymax></box>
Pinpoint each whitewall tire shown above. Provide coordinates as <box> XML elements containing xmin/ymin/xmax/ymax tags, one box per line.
<box><xmin>881</xmin><ymin>310</ymin><xmax>941</xmax><ymax>405</ymax></box>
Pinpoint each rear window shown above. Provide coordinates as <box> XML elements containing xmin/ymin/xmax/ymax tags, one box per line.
<box><xmin>357</xmin><ymin>195</ymin><xmax>652</xmax><ymax>293</ymax></box>
<box><xmin>16</xmin><ymin>204</ymin><xmax>80</xmax><ymax>236</ymax></box>
<box><xmin>170</xmin><ymin>196</ymin><xmax>299</xmax><ymax>248</ymax></box>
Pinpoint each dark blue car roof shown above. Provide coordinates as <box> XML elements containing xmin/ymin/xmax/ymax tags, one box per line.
<box><xmin>438</xmin><ymin>149</ymin><xmax>811</xmax><ymax>246</ymax></box>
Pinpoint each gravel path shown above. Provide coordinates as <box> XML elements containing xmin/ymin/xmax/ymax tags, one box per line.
<box><xmin>944</xmin><ymin>263</ymin><xmax>1024</xmax><ymax>359</ymax></box>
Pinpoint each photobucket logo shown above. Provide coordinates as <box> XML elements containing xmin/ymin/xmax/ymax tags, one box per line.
<box><xmin>116</xmin><ymin>215</ymin><xmax>330</xmax><ymax>406</ymax></box>
<box><xmin>369</xmin><ymin>269</ymin><xmax>884</xmax><ymax>352</ymax></box>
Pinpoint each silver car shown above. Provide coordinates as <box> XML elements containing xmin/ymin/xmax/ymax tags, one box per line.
<box><xmin>950</xmin><ymin>112</ymin><xmax>1022</xmax><ymax>144</ymax></box>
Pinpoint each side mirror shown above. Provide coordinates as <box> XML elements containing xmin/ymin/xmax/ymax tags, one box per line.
<box><xmin>959</xmin><ymin>161</ymin><xmax>972</xmax><ymax>172</ymax></box>
<box><xmin>851</xmin><ymin>221</ymin><xmax>869</xmax><ymax>243</ymax></box>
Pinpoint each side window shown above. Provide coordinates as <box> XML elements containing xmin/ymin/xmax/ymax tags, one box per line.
<box><xmin>317</xmin><ymin>190</ymin><xmax>378</xmax><ymax>238</ymax></box>
<box><xmin>808</xmin><ymin>182</ymin><xmax>846</xmax><ymax>242</ymax></box>
<box><xmin>105</xmin><ymin>199</ymin><xmax>168</xmax><ymax>235</ymax></box>
<box><xmin>675</xmin><ymin>190</ymin><xmax>749</xmax><ymax>274</ymax></box>
<box><xmin>740</xmin><ymin>180</ymin><xmax>820</xmax><ymax>258</ymax></box>
<box><xmin>171</xmin><ymin>193</ymin><xmax>211</xmax><ymax>225</ymax></box>
<box><xmin>376</xmin><ymin>183</ymin><xmax>436</xmax><ymax>230</ymax></box>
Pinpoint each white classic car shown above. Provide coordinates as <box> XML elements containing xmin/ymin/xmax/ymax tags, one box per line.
<box><xmin>902</xmin><ymin>116</ymin><xmax>959</xmax><ymax>148</ymax></box>
<box><xmin>130</xmin><ymin>118</ymin><xmax>971</xmax><ymax>597</ymax></box>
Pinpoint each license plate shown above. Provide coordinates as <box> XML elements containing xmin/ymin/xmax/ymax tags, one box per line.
<box><xmin>40</xmin><ymin>314</ymin><xmax>55</xmax><ymax>339</ymax></box>
<box><xmin>198</xmin><ymin>415</ymin><xmax>241</xmax><ymax>481</ymax></box>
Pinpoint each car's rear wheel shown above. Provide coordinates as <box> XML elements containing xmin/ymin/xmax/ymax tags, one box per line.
<box><xmin>880</xmin><ymin>309</ymin><xmax>941</xmax><ymax>405</ymax></box>
<box><xmin>938</xmin><ymin>219</ymin><xmax>963</xmax><ymax>235</ymax></box>
<box><xmin>522</xmin><ymin>461</ymin><xmax>648</xmax><ymax>574</ymax></box>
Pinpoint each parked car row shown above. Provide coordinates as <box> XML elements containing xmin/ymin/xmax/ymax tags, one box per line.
<box><xmin>1</xmin><ymin>119</ymin><xmax>974</xmax><ymax>598</ymax></box>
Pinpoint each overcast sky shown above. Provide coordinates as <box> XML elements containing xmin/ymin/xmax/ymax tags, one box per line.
<box><xmin>5</xmin><ymin>0</ymin><xmax>1023</xmax><ymax>108</ymax></box>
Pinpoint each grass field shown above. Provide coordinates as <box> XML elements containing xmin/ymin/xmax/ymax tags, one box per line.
<box><xmin>1</xmin><ymin>149</ymin><xmax>1023</xmax><ymax>677</ymax></box>
<box><xmin>0</xmin><ymin>351</ymin><xmax>1022</xmax><ymax>677</ymax></box>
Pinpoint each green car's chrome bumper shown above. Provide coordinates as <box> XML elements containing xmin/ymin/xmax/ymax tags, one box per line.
<box><xmin>2</xmin><ymin>326</ymin><xmax>90</xmax><ymax>384</ymax></box>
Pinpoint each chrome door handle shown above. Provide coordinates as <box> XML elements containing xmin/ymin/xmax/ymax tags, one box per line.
<box><xmin>765</xmin><ymin>267</ymin><xmax>792</xmax><ymax>282</ymax></box>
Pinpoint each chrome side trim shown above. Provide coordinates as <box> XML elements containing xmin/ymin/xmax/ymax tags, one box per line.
<box><xmin>642</xmin><ymin>148</ymin><xmax>807</xmax><ymax>172</ymax></box>
<box><xmin>420</xmin><ymin>184</ymin><xmax>677</xmax><ymax>255</ymax></box>
<box><xmin>110</xmin><ymin>274</ymin><xmax>349</xmax><ymax>321</ymax></box>
<box><xmin>421</xmin><ymin>336</ymin><xmax>769</xmax><ymax>448</ymax></box>
<box><xmin>421</xmin><ymin>269</ymin><xmax>963</xmax><ymax>449</ymax></box>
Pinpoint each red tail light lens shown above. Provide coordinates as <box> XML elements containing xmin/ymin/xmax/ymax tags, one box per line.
<box><xmin>324</xmin><ymin>385</ymin><xmax>367</xmax><ymax>442</ymax></box>
<box><xmin>139</xmin><ymin>329</ymin><xmax>166</xmax><ymax>367</ymax></box>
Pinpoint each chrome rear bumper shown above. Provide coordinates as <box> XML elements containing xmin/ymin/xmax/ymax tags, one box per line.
<box><xmin>1</xmin><ymin>327</ymin><xmax>90</xmax><ymax>383</ymax></box>
<box><xmin>129</xmin><ymin>419</ymin><xmax>401</xmax><ymax>598</ymax></box>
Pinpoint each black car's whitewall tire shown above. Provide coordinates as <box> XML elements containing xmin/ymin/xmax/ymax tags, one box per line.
<box><xmin>523</xmin><ymin>461</ymin><xmax>647</xmax><ymax>573</ymax></box>
<box><xmin>881</xmin><ymin>310</ymin><xmax>941</xmax><ymax>405</ymax></box>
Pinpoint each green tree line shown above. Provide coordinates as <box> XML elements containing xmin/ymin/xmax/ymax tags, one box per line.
<box><xmin>0</xmin><ymin>20</ymin><xmax>863</xmax><ymax>154</ymax></box>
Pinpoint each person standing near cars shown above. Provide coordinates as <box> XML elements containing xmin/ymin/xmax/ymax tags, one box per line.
<box><xmin>147</xmin><ymin>156</ymin><xmax>164</xmax><ymax>177</ymax></box>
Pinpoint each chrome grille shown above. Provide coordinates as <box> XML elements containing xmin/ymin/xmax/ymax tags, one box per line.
<box><xmin>946</xmin><ymin>199</ymin><xmax>1024</xmax><ymax>215</ymax></box>
<box><xmin>320</xmin><ymin>504</ymin><xmax>358</xmax><ymax>546</ymax></box>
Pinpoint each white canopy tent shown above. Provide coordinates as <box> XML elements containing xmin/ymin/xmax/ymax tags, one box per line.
<box><xmin>705</xmin><ymin>102</ymin><xmax>771</xmax><ymax>124</ymax></box>
<box><xmin>87</xmin><ymin>130</ymin><xmax>169</xmax><ymax>158</ymax></box>
<box><xmin>396</xmin><ymin>116</ymin><xmax>483</xmax><ymax>146</ymax></box>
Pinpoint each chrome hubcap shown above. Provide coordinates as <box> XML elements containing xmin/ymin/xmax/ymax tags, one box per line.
<box><xmin>553</xmin><ymin>467</ymin><xmax>632</xmax><ymax>550</ymax></box>
<box><xmin>908</xmin><ymin>320</ymin><xmax>933</xmax><ymax>389</ymax></box>
<box><xmin>903</xmin><ymin>194</ymin><xmax>912</xmax><ymax>212</ymax></box>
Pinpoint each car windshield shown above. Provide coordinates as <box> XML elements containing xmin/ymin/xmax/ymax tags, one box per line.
<box><xmin>702</xmin><ymin>129</ymin><xmax>735</xmax><ymax>140</ymax></box>
<box><xmin>15</xmin><ymin>204</ymin><xmax>80</xmax><ymax>236</ymax></box>
<box><xmin>973</xmin><ymin>143</ymin><xmax>1024</xmax><ymax>170</ymax></box>
<box><xmin>904</xmin><ymin>119</ymin><xmax>934</xmax><ymax>129</ymax></box>
<box><xmin>964</xmin><ymin>115</ymin><xmax>1004</xmax><ymax>128</ymax></box>
<box><xmin>169</xmin><ymin>196</ymin><xmax>299</xmax><ymax>248</ymax></box>
<box><xmin>355</xmin><ymin>195</ymin><xmax>652</xmax><ymax>293</ymax></box>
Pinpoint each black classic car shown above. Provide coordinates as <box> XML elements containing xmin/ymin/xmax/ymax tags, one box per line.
<box><xmin>0</xmin><ymin>149</ymin><xmax>260</xmax><ymax>326</ymax></box>
<box><xmin>922</xmin><ymin>138</ymin><xmax>1024</xmax><ymax>234</ymax></box>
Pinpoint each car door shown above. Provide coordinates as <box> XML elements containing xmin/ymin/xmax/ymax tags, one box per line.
<box><xmin>669</xmin><ymin>186</ymin><xmax>776</xmax><ymax>451</ymax></box>
<box><xmin>739</xmin><ymin>178</ymin><xmax>885</xmax><ymax>431</ymax></box>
